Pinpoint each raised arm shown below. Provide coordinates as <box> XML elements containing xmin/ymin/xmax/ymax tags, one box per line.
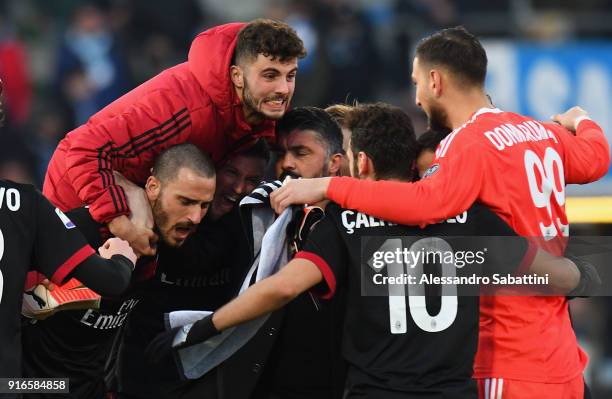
<box><xmin>550</xmin><ymin>106</ymin><xmax>611</xmax><ymax>183</ymax></box>
<box><xmin>272</xmin><ymin>146</ymin><xmax>486</xmax><ymax>227</ymax></box>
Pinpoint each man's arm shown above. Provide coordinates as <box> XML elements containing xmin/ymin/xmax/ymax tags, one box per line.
<box><xmin>111</xmin><ymin>171</ymin><xmax>157</xmax><ymax>256</ymax></box>
<box><xmin>472</xmin><ymin>206</ymin><xmax>594</xmax><ymax>294</ymax></box>
<box><xmin>145</xmin><ymin>258</ymin><xmax>323</xmax><ymax>362</ymax></box>
<box><xmin>62</xmin><ymin>89</ymin><xmax>195</xmax><ymax>225</ymax></box>
<box><xmin>272</xmin><ymin>146</ymin><xmax>486</xmax><ymax>227</ymax></box>
<box><xmin>549</xmin><ymin>107</ymin><xmax>610</xmax><ymax>183</ymax></box>
<box><xmin>212</xmin><ymin>258</ymin><xmax>323</xmax><ymax>331</ymax></box>
<box><xmin>68</xmin><ymin>237</ymin><xmax>137</xmax><ymax>296</ymax></box>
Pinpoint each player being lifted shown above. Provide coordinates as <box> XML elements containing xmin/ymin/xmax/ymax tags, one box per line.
<box><xmin>147</xmin><ymin>103</ymin><xmax>597</xmax><ymax>398</ymax></box>
<box><xmin>271</xmin><ymin>27</ymin><xmax>610</xmax><ymax>399</ymax></box>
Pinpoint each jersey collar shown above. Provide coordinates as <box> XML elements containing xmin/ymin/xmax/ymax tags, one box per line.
<box><xmin>470</xmin><ymin>107</ymin><xmax>503</xmax><ymax>121</ymax></box>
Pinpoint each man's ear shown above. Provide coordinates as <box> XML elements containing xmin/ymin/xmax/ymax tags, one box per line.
<box><xmin>145</xmin><ymin>176</ymin><xmax>161</xmax><ymax>202</ymax></box>
<box><xmin>230</xmin><ymin>65</ymin><xmax>244</xmax><ymax>89</ymax></box>
<box><xmin>328</xmin><ymin>153</ymin><xmax>344</xmax><ymax>176</ymax></box>
<box><xmin>357</xmin><ymin>151</ymin><xmax>370</xmax><ymax>178</ymax></box>
<box><xmin>430</xmin><ymin>69</ymin><xmax>443</xmax><ymax>98</ymax></box>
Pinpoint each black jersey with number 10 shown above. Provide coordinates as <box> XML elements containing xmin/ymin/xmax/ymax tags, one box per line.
<box><xmin>297</xmin><ymin>202</ymin><xmax>531</xmax><ymax>398</ymax></box>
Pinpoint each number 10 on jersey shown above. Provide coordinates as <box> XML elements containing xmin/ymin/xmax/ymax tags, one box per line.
<box><xmin>369</xmin><ymin>238</ymin><xmax>458</xmax><ymax>334</ymax></box>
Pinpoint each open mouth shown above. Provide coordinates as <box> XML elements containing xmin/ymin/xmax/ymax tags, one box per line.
<box><xmin>174</xmin><ymin>226</ymin><xmax>194</xmax><ymax>240</ymax></box>
<box><xmin>264</xmin><ymin>98</ymin><xmax>286</xmax><ymax>111</ymax></box>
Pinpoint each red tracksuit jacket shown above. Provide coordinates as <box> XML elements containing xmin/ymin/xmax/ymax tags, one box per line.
<box><xmin>44</xmin><ymin>22</ymin><xmax>275</xmax><ymax>223</ymax></box>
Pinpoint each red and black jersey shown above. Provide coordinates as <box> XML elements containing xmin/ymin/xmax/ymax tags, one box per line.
<box><xmin>21</xmin><ymin>207</ymin><xmax>145</xmax><ymax>398</ymax></box>
<box><xmin>0</xmin><ymin>180</ymin><xmax>94</xmax><ymax>378</ymax></box>
<box><xmin>297</xmin><ymin>202</ymin><xmax>532</xmax><ymax>398</ymax></box>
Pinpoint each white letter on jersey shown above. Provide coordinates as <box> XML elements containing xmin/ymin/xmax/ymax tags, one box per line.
<box><xmin>0</xmin><ymin>188</ymin><xmax>20</xmax><ymax>211</ymax></box>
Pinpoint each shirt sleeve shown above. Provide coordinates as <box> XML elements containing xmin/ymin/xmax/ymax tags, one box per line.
<box><xmin>63</xmin><ymin>89</ymin><xmax>196</xmax><ymax>223</ymax></box>
<box><xmin>32</xmin><ymin>190</ymin><xmax>96</xmax><ymax>285</ymax></box>
<box><xmin>294</xmin><ymin>214</ymin><xmax>348</xmax><ymax>299</ymax></box>
<box><xmin>327</xmin><ymin>142</ymin><xmax>488</xmax><ymax>227</ymax></box>
<box><xmin>544</xmin><ymin>119</ymin><xmax>611</xmax><ymax>184</ymax></box>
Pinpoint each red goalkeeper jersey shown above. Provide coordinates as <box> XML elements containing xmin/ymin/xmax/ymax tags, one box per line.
<box><xmin>327</xmin><ymin>108</ymin><xmax>610</xmax><ymax>383</ymax></box>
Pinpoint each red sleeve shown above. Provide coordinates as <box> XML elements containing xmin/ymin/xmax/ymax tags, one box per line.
<box><xmin>49</xmin><ymin>246</ymin><xmax>96</xmax><ymax>285</ymax></box>
<box><xmin>327</xmin><ymin>143</ymin><xmax>487</xmax><ymax>227</ymax></box>
<box><xmin>63</xmin><ymin>89</ymin><xmax>199</xmax><ymax>223</ymax></box>
<box><xmin>294</xmin><ymin>251</ymin><xmax>337</xmax><ymax>300</ymax></box>
<box><xmin>545</xmin><ymin>119</ymin><xmax>611</xmax><ymax>184</ymax></box>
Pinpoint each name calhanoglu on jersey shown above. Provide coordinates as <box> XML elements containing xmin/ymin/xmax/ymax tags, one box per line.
<box><xmin>341</xmin><ymin>210</ymin><xmax>396</xmax><ymax>234</ymax></box>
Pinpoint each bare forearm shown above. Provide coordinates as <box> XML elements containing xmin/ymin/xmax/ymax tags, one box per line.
<box><xmin>212</xmin><ymin>275</ymin><xmax>296</xmax><ymax>331</ymax></box>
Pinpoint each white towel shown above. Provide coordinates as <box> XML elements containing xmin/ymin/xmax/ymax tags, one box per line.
<box><xmin>165</xmin><ymin>180</ymin><xmax>293</xmax><ymax>379</ymax></box>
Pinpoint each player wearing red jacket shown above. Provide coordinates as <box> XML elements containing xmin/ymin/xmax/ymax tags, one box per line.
<box><xmin>271</xmin><ymin>27</ymin><xmax>610</xmax><ymax>399</ymax></box>
<box><xmin>44</xmin><ymin>19</ymin><xmax>305</xmax><ymax>256</ymax></box>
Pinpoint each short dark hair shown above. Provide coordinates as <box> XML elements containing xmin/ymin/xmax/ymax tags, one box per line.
<box><xmin>235</xmin><ymin>19</ymin><xmax>306</xmax><ymax>65</ymax></box>
<box><xmin>152</xmin><ymin>143</ymin><xmax>215</xmax><ymax>182</ymax></box>
<box><xmin>417</xmin><ymin>128</ymin><xmax>452</xmax><ymax>152</ymax></box>
<box><xmin>235</xmin><ymin>138</ymin><xmax>271</xmax><ymax>164</ymax></box>
<box><xmin>347</xmin><ymin>103</ymin><xmax>418</xmax><ymax>181</ymax></box>
<box><xmin>416</xmin><ymin>26</ymin><xmax>487</xmax><ymax>87</ymax></box>
<box><xmin>277</xmin><ymin>107</ymin><xmax>344</xmax><ymax>157</ymax></box>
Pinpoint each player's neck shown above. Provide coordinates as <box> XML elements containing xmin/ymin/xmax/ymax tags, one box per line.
<box><xmin>447</xmin><ymin>92</ymin><xmax>492</xmax><ymax>130</ymax></box>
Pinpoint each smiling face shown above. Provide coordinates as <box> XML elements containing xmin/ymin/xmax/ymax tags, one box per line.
<box><xmin>209</xmin><ymin>154</ymin><xmax>266</xmax><ymax>220</ymax></box>
<box><xmin>232</xmin><ymin>54</ymin><xmax>298</xmax><ymax>124</ymax></box>
<box><xmin>147</xmin><ymin>167</ymin><xmax>215</xmax><ymax>247</ymax></box>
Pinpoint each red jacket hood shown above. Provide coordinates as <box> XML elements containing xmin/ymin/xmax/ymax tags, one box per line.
<box><xmin>188</xmin><ymin>22</ymin><xmax>245</xmax><ymax>109</ymax></box>
<box><xmin>187</xmin><ymin>22</ymin><xmax>275</xmax><ymax>143</ymax></box>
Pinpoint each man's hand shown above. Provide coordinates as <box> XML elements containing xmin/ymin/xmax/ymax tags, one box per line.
<box><xmin>551</xmin><ymin>106</ymin><xmax>590</xmax><ymax>133</ymax></box>
<box><xmin>113</xmin><ymin>171</ymin><xmax>154</xmax><ymax>230</ymax></box>
<box><xmin>270</xmin><ymin>177</ymin><xmax>331</xmax><ymax>214</ymax></box>
<box><xmin>108</xmin><ymin>215</ymin><xmax>158</xmax><ymax>257</ymax></box>
<box><xmin>99</xmin><ymin>237</ymin><xmax>138</xmax><ymax>266</ymax></box>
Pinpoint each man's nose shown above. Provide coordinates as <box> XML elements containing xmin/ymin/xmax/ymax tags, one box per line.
<box><xmin>188</xmin><ymin>206</ymin><xmax>203</xmax><ymax>224</ymax></box>
<box><xmin>282</xmin><ymin>153</ymin><xmax>296</xmax><ymax>171</ymax></box>
<box><xmin>275</xmin><ymin>78</ymin><xmax>289</xmax><ymax>95</ymax></box>
<box><xmin>232</xmin><ymin>179</ymin><xmax>246</xmax><ymax>195</ymax></box>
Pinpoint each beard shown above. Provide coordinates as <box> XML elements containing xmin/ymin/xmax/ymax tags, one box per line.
<box><xmin>427</xmin><ymin>102</ymin><xmax>451</xmax><ymax>132</ymax></box>
<box><xmin>151</xmin><ymin>197</ymin><xmax>194</xmax><ymax>248</ymax></box>
<box><xmin>242</xmin><ymin>78</ymin><xmax>267</xmax><ymax>122</ymax></box>
<box><xmin>151</xmin><ymin>198</ymin><xmax>172</xmax><ymax>246</ymax></box>
<box><xmin>242</xmin><ymin>77</ymin><xmax>288</xmax><ymax>121</ymax></box>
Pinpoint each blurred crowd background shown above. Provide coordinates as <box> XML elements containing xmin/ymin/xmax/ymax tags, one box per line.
<box><xmin>1</xmin><ymin>0</ymin><xmax>612</xmax><ymax>396</ymax></box>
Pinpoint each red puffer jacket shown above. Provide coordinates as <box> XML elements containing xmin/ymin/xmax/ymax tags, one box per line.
<box><xmin>44</xmin><ymin>22</ymin><xmax>275</xmax><ymax>223</ymax></box>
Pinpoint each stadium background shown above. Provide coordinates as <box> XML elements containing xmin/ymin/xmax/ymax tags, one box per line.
<box><xmin>0</xmin><ymin>0</ymin><xmax>611</xmax><ymax>396</ymax></box>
